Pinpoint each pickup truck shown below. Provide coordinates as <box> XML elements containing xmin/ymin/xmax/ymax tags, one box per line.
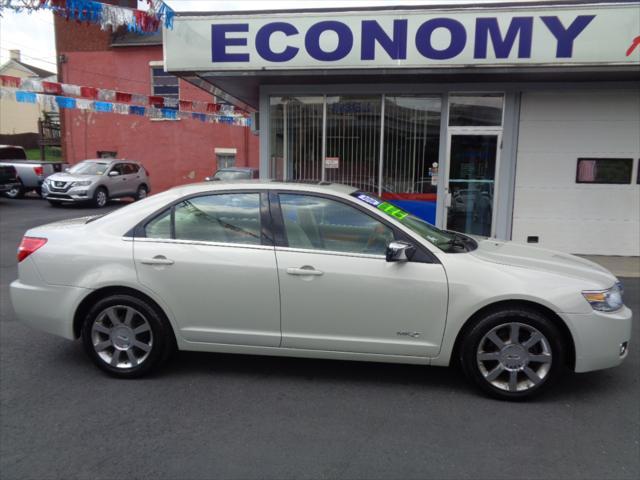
<box><xmin>0</xmin><ymin>145</ymin><xmax>67</xmax><ymax>198</ymax></box>
<box><xmin>0</xmin><ymin>164</ymin><xmax>19</xmax><ymax>195</ymax></box>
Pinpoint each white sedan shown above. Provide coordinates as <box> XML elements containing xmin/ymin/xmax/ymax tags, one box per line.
<box><xmin>10</xmin><ymin>182</ymin><xmax>632</xmax><ymax>400</ymax></box>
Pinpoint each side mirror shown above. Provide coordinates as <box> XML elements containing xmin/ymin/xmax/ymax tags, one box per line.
<box><xmin>386</xmin><ymin>241</ymin><xmax>415</xmax><ymax>262</ymax></box>
<box><xmin>108</xmin><ymin>170</ymin><xmax>119</xmax><ymax>177</ymax></box>
<box><xmin>64</xmin><ymin>168</ymin><xmax>69</xmax><ymax>172</ymax></box>
<box><xmin>204</xmin><ymin>177</ymin><xmax>212</xmax><ymax>181</ymax></box>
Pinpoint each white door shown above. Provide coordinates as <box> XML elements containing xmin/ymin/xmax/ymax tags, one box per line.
<box><xmin>133</xmin><ymin>192</ymin><xmax>281</xmax><ymax>347</ymax></box>
<box><xmin>444</xmin><ymin>132</ymin><xmax>501</xmax><ymax>237</ymax></box>
<box><xmin>275</xmin><ymin>193</ymin><xmax>448</xmax><ymax>357</ymax></box>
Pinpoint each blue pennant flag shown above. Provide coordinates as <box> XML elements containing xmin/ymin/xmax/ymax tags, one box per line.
<box><xmin>94</xmin><ymin>101</ymin><xmax>113</xmax><ymax>113</ymax></box>
<box><xmin>16</xmin><ymin>91</ymin><xmax>37</xmax><ymax>103</ymax></box>
<box><xmin>129</xmin><ymin>105</ymin><xmax>146</xmax><ymax>116</ymax></box>
<box><xmin>161</xmin><ymin>108</ymin><xmax>178</xmax><ymax>120</ymax></box>
<box><xmin>55</xmin><ymin>96</ymin><xmax>76</xmax><ymax>109</ymax></box>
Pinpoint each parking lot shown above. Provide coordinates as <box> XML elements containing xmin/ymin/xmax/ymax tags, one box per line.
<box><xmin>0</xmin><ymin>195</ymin><xmax>638</xmax><ymax>480</ymax></box>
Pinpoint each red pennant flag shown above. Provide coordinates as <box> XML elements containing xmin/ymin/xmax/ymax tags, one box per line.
<box><xmin>179</xmin><ymin>100</ymin><xmax>193</xmax><ymax>111</ymax></box>
<box><xmin>148</xmin><ymin>96</ymin><xmax>164</xmax><ymax>107</ymax></box>
<box><xmin>0</xmin><ymin>75</ymin><xmax>21</xmax><ymax>88</ymax></box>
<box><xmin>80</xmin><ymin>86</ymin><xmax>99</xmax><ymax>99</ymax></box>
<box><xmin>206</xmin><ymin>103</ymin><xmax>220</xmax><ymax>113</ymax></box>
<box><xmin>115</xmin><ymin>91</ymin><xmax>132</xmax><ymax>103</ymax></box>
<box><xmin>42</xmin><ymin>81</ymin><xmax>63</xmax><ymax>95</ymax></box>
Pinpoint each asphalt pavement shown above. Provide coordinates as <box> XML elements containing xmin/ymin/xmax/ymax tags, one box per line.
<box><xmin>1</xmin><ymin>195</ymin><xmax>638</xmax><ymax>480</ymax></box>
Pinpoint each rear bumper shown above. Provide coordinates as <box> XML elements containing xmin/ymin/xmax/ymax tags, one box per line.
<box><xmin>10</xmin><ymin>279</ymin><xmax>90</xmax><ymax>340</ymax></box>
<box><xmin>564</xmin><ymin>306</ymin><xmax>632</xmax><ymax>372</ymax></box>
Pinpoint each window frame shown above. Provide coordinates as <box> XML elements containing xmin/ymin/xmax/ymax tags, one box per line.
<box><xmin>131</xmin><ymin>190</ymin><xmax>274</xmax><ymax>247</ymax></box>
<box><xmin>269</xmin><ymin>190</ymin><xmax>438</xmax><ymax>264</ymax></box>
<box><xmin>575</xmin><ymin>158</ymin><xmax>634</xmax><ymax>185</ymax></box>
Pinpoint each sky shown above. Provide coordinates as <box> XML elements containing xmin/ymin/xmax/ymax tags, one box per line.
<box><xmin>0</xmin><ymin>0</ymin><xmax>548</xmax><ymax>73</ymax></box>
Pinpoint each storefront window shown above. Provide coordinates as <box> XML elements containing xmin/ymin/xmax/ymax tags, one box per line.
<box><xmin>449</xmin><ymin>93</ymin><xmax>503</xmax><ymax>127</ymax></box>
<box><xmin>324</xmin><ymin>95</ymin><xmax>382</xmax><ymax>190</ymax></box>
<box><xmin>382</xmin><ymin>96</ymin><xmax>441</xmax><ymax>224</ymax></box>
<box><xmin>270</xmin><ymin>96</ymin><xmax>324</xmax><ymax>181</ymax></box>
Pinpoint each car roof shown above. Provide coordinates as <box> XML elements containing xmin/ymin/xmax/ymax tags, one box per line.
<box><xmin>80</xmin><ymin>159</ymin><xmax>141</xmax><ymax>164</ymax></box>
<box><xmin>167</xmin><ymin>180</ymin><xmax>359</xmax><ymax>197</ymax></box>
<box><xmin>216</xmin><ymin>167</ymin><xmax>257</xmax><ymax>172</ymax></box>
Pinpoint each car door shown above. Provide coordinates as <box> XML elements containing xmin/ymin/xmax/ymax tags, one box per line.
<box><xmin>106</xmin><ymin>163</ymin><xmax>126</xmax><ymax>196</ymax></box>
<box><xmin>133</xmin><ymin>191</ymin><xmax>281</xmax><ymax>347</ymax></box>
<box><xmin>273</xmin><ymin>191</ymin><xmax>448</xmax><ymax>358</ymax></box>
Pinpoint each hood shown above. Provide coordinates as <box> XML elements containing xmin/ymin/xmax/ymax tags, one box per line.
<box><xmin>470</xmin><ymin>239</ymin><xmax>617</xmax><ymax>288</ymax></box>
<box><xmin>47</xmin><ymin>172</ymin><xmax>101</xmax><ymax>183</ymax></box>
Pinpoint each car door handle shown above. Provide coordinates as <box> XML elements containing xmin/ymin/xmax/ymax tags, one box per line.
<box><xmin>286</xmin><ymin>266</ymin><xmax>324</xmax><ymax>276</ymax></box>
<box><xmin>140</xmin><ymin>255</ymin><xmax>174</xmax><ymax>266</ymax></box>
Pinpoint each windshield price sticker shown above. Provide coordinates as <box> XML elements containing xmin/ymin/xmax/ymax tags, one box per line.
<box><xmin>377</xmin><ymin>202</ymin><xmax>409</xmax><ymax>220</ymax></box>
<box><xmin>356</xmin><ymin>193</ymin><xmax>381</xmax><ymax>206</ymax></box>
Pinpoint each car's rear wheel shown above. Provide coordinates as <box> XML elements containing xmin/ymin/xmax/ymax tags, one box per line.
<box><xmin>135</xmin><ymin>184</ymin><xmax>148</xmax><ymax>201</ymax></box>
<box><xmin>81</xmin><ymin>294</ymin><xmax>174</xmax><ymax>378</ymax></box>
<box><xmin>93</xmin><ymin>187</ymin><xmax>108</xmax><ymax>208</ymax></box>
<box><xmin>4</xmin><ymin>181</ymin><xmax>24</xmax><ymax>199</ymax></box>
<box><xmin>460</xmin><ymin>308</ymin><xmax>565</xmax><ymax>400</ymax></box>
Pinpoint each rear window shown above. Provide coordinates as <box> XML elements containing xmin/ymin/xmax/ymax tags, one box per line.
<box><xmin>0</xmin><ymin>147</ymin><xmax>27</xmax><ymax>160</ymax></box>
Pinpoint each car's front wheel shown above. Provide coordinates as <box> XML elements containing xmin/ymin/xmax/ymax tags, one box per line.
<box><xmin>460</xmin><ymin>307</ymin><xmax>565</xmax><ymax>400</ymax></box>
<box><xmin>81</xmin><ymin>294</ymin><xmax>174</xmax><ymax>378</ymax></box>
<box><xmin>93</xmin><ymin>187</ymin><xmax>108</xmax><ymax>208</ymax></box>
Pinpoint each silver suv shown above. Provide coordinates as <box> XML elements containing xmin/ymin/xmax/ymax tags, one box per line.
<box><xmin>42</xmin><ymin>159</ymin><xmax>150</xmax><ymax>208</ymax></box>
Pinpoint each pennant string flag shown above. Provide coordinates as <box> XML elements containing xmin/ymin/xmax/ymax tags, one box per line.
<box><xmin>0</xmin><ymin>0</ymin><xmax>175</xmax><ymax>33</ymax></box>
<box><xmin>0</xmin><ymin>87</ymin><xmax>253</xmax><ymax>128</ymax></box>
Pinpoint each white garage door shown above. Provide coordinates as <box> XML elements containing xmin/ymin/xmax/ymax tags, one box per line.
<box><xmin>512</xmin><ymin>89</ymin><xmax>640</xmax><ymax>256</ymax></box>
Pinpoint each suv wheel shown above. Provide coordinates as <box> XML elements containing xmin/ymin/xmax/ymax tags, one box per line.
<box><xmin>4</xmin><ymin>182</ymin><xmax>24</xmax><ymax>199</ymax></box>
<box><xmin>136</xmin><ymin>185</ymin><xmax>148</xmax><ymax>201</ymax></box>
<box><xmin>93</xmin><ymin>187</ymin><xmax>108</xmax><ymax>208</ymax></box>
<box><xmin>81</xmin><ymin>294</ymin><xmax>174</xmax><ymax>378</ymax></box>
<box><xmin>459</xmin><ymin>308</ymin><xmax>565</xmax><ymax>401</ymax></box>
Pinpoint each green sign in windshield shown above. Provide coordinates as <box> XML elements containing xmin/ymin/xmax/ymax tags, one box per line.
<box><xmin>377</xmin><ymin>201</ymin><xmax>409</xmax><ymax>220</ymax></box>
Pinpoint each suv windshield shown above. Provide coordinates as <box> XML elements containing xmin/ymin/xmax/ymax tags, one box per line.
<box><xmin>213</xmin><ymin>170</ymin><xmax>250</xmax><ymax>180</ymax></box>
<box><xmin>351</xmin><ymin>191</ymin><xmax>477</xmax><ymax>252</ymax></box>
<box><xmin>68</xmin><ymin>162</ymin><xmax>109</xmax><ymax>176</ymax></box>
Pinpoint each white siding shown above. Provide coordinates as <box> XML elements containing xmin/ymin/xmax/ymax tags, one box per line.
<box><xmin>512</xmin><ymin>90</ymin><xmax>640</xmax><ymax>256</ymax></box>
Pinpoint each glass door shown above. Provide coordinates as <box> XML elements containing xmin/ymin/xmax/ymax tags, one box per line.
<box><xmin>445</xmin><ymin>133</ymin><xmax>500</xmax><ymax>237</ymax></box>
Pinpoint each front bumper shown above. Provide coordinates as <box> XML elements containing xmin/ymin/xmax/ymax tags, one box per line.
<box><xmin>41</xmin><ymin>183</ymin><xmax>94</xmax><ymax>203</ymax></box>
<box><xmin>564</xmin><ymin>306</ymin><xmax>632</xmax><ymax>372</ymax></box>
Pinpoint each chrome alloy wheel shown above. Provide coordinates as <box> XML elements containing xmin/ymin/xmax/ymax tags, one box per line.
<box><xmin>91</xmin><ymin>305</ymin><xmax>153</xmax><ymax>369</ymax></box>
<box><xmin>96</xmin><ymin>189</ymin><xmax>107</xmax><ymax>207</ymax></box>
<box><xmin>476</xmin><ymin>322</ymin><xmax>552</xmax><ymax>393</ymax></box>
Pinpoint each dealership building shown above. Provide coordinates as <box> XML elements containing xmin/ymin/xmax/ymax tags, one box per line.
<box><xmin>164</xmin><ymin>0</ymin><xmax>640</xmax><ymax>256</ymax></box>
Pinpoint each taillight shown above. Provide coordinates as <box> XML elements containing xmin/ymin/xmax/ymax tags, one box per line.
<box><xmin>17</xmin><ymin>237</ymin><xmax>47</xmax><ymax>263</ymax></box>
<box><xmin>33</xmin><ymin>166</ymin><xmax>43</xmax><ymax>177</ymax></box>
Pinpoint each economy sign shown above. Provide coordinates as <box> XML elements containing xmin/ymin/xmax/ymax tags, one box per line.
<box><xmin>164</xmin><ymin>4</ymin><xmax>640</xmax><ymax>71</ymax></box>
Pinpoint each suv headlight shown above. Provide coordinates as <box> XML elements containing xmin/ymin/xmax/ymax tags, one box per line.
<box><xmin>582</xmin><ymin>283</ymin><xmax>624</xmax><ymax>312</ymax></box>
<box><xmin>71</xmin><ymin>180</ymin><xmax>93</xmax><ymax>187</ymax></box>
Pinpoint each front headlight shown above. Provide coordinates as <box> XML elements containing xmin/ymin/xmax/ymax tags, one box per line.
<box><xmin>71</xmin><ymin>180</ymin><xmax>93</xmax><ymax>187</ymax></box>
<box><xmin>582</xmin><ymin>283</ymin><xmax>624</xmax><ymax>312</ymax></box>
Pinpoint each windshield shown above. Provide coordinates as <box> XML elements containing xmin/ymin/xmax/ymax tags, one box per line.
<box><xmin>351</xmin><ymin>191</ymin><xmax>476</xmax><ymax>252</ymax></box>
<box><xmin>68</xmin><ymin>161</ymin><xmax>109</xmax><ymax>176</ymax></box>
<box><xmin>213</xmin><ymin>170</ymin><xmax>250</xmax><ymax>180</ymax></box>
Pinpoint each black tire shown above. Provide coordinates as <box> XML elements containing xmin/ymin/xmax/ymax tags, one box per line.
<box><xmin>4</xmin><ymin>181</ymin><xmax>24</xmax><ymax>199</ymax></box>
<box><xmin>459</xmin><ymin>307</ymin><xmax>565</xmax><ymax>401</ymax></box>
<box><xmin>135</xmin><ymin>184</ymin><xmax>148</xmax><ymax>201</ymax></box>
<box><xmin>48</xmin><ymin>200</ymin><xmax>63</xmax><ymax>207</ymax></box>
<box><xmin>81</xmin><ymin>294</ymin><xmax>175</xmax><ymax>378</ymax></box>
<box><xmin>93</xmin><ymin>186</ymin><xmax>108</xmax><ymax>208</ymax></box>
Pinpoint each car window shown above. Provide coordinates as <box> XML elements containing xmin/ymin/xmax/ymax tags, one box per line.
<box><xmin>68</xmin><ymin>161</ymin><xmax>109</xmax><ymax>175</ymax></box>
<box><xmin>145</xmin><ymin>209</ymin><xmax>172</xmax><ymax>239</ymax></box>
<box><xmin>109</xmin><ymin>164</ymin><xmax>124</xmax><ymax>175</ymax></box>
<box><xmin>145</xmin><ymin>193</ymin><xmax>262</xmax><ymax>245</ymax></box>
<box><xmin>124</xmin><ymin>163</ymin><xmax>139</xmax><ymax>174</ymax></box>
<box><xmin>279</xmin><ymin>194</ymin><xmax>394</xmax><ymax>255</ymax></box>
